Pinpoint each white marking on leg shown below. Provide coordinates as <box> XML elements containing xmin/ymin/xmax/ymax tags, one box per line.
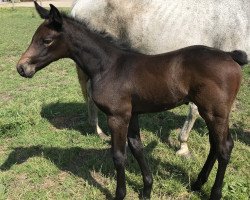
<box><xmin>176</xmin><ymin>103</ymin><xmax>199</xmax><ymax>156</ymax></box>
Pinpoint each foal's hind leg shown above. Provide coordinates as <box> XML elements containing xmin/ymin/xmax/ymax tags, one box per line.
<box><xmin>192</xmin><ymin>110</ymin><xmax>233</xmax><ymax>200</ymax></box>
<box><xmin>191</xmin><ymin>133</ymin><xmax>217</xmax><ymax>191</ymax></box>
<box><xmin>127</xmin><ymin>114</ymin><xmax>153</xmax><ymax>199</ymax></box>
<box><xmin>176</xmin><ymin>103</ymin><xmax>199</xmax><ymax>157</ymax></box>
<box><xmin>210</xmin><ymin>121</ymin><xmax>233</xmax><ymax>200</ymax></box>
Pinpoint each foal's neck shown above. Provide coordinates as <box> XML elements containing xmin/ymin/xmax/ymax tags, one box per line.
<box><xmin>64</xmin><ymin>17</ymin><xmax>124</xmax><ymax>79</ymax></box>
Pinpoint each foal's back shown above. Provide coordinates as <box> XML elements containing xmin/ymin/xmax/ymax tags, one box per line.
<box><xmin>129</xmin><ymin>46</ymin><xmax>242</xmax><ymax>113</ymax></box>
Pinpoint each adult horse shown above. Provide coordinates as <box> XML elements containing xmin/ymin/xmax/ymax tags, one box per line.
<box><xmin>71</xmin><ymin>0</ymin><xmax>250</xmax><ymax>156</ymax></box>
<box><xmin>17</xmin><ymin>3</ymin><xmax>247</xmax><ymax>199</ymax></box>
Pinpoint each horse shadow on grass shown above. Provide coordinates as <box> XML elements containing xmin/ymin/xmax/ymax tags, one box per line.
<box><xmin>40</xmin><ymin>102</ymin><xmax>249</xmax><ymax>146</ymax></box>
<box><xmin>40</xmin><ymin>102</ymin><xmax>208</xmax><ymax>149</ymax></box>
<box><xmin>0</xmin><ymin>141</ymin><xmax>209</xmax><ymax>199</ymax></box>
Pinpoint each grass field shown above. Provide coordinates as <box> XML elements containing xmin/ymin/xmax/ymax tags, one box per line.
<box><xmin>0</xmin><ymin>8</ymin><xmax>249</xmax><ymax>200</ymax></box>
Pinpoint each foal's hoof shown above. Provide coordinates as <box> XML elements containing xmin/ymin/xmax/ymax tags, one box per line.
<box><xmin>139</xmin><ymin>191</ymin><xmax>151</xmax><ymax>200</ymax></box>
<box><xmin>209</xmin><ymin>188</ymin><xmax>222</xmax><ymax>200</ymax></box>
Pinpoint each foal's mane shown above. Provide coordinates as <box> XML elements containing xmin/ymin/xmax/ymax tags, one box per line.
<box><xmin>61</xmin><ymin>13</ymin><xmax>138</xmax><ymax>53</ymax></box>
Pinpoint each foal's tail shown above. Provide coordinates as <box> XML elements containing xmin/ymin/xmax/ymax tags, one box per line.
<box><xmin>229</xmin><ymin>50</ymin><xmax>248</xmax><ymax>66</ymax></box>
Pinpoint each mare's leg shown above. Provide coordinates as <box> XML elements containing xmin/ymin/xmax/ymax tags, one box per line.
<box><xmin>176</xmin><ymin>103</ymin><xmax>199</xmax><ymax>156</ymax></box>
<box><xmin>76</xmin><ymin>66</ymin><xmax>107</xmax><ymax>138</ymax></box>
<box><xmin>86</xmin><ymin>80</ymin><xmax>107</xmax><ymax>139</ymax></box>
<box><xmin>108</xmin><ymin>115</ymin><xmax>130</xmax><ymax>200</ymax></box>
<box><xmin>76</xmin><ymin>66</ymin><xmax>107</xmax><ymax>139</ymax></box>
<box><xmin>192</xmin><ymin>109</ymin><xmax>233</xmax><ymax>200</ymax></box>
<box><xmin>127</xmin><ymin>114</ymin><xmax>153</xmax><ymax>199</ymax></box>
<box><xmin>76</xmin><ymin>65</ymin><xmax>88</xmax><ymax>99</ymax></box>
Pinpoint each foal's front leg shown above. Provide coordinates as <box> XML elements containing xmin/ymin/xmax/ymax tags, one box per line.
<box><xmin>127</xmin><ymin>114</ymin><xmax>153</xmax><ymax>199</ymax></box>
<box><xmin>108</xmin><ymin>115</ymin><xmax>130</xmax><ymax>200</ymax></box>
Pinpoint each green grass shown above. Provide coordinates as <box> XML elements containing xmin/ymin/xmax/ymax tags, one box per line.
<box><xmin>0</xmin><ymin>8</ymin><xmax>249</xmax><ymax>200</ymax></box>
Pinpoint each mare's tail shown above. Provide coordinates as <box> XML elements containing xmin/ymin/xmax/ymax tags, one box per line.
<box><xmin>229</xmin><ymin>50</ymin><xmax>248</xmax><ymax>66</ymax></box>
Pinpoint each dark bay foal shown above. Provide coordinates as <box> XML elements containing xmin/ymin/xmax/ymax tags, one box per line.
<box><xmin>16</xmin><ymin>3</ymin><xmax>247</xmax><ymax>200</ymax></box>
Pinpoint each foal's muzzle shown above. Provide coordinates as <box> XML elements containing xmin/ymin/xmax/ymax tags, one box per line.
<box><xmin>16</xmin><ymin>63</ymin><xmax>35</xmax><ymax>78</ymax></box>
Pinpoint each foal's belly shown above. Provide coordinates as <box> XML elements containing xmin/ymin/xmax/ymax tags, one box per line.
<box><xmin>132</xmin><ymin>89</ymin><xmax>188</xmax><ymax>114</ymax></box>
<box><xmin>133</xmin><ymin>101</ymin><xmax>187</xmax><ymax>114</ymax></box>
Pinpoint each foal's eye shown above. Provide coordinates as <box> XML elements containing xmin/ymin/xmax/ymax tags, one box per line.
<box><xmin>43</xmin><ymin>38</ymin><xmax>53</xmax><ymax>46</ymax></box>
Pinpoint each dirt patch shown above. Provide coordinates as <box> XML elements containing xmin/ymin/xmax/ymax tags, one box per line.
<box><xmin>90</xmin><ymin>170</ymin><xmax>110</xmax><ymax>188</ymax></box>
<box><xmin>57</xmin><ymin>171</ymin><xmax>68</xmax><ymax>182</ymax></box>
<box><xmin>41</xmin><ymin>171</ymin><xmax>71</xmax><ymax>189</ymax></box>
<box><xmin>41</xmin><ymin>177</ymin><xmax>56</xmax><ymax>189</ymax></box>
<box><xmin>9</xmin><ymin>173</ymin><xmax>29</xmax><ymax>189</ymax></box>
<box><xmin>0</xmin><ymin>92</ymin><xmax>13</xmax><ymax>102</ymax></box>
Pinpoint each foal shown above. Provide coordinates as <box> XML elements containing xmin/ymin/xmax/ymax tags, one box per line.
<box><xmin>17</xmin><ymin>3</ymin><xmax>247</xmax><ymax>200</ymax></box>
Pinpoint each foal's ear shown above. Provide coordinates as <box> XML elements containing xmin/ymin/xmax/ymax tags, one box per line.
<box><xmin>49</xmin><ymin>4</ymin><xmax>63</xmax><ymax>29</ymax></box>
<box><xmin>34</xmin><ymin>1</ymin><xmax>49</xmax><ymax>19</ymax></box>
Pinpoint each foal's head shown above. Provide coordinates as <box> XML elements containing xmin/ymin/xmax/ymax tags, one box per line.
<box><xmin>17</xmin><ymin>2</ymin><xmax>67</xmax><ymax>78</ymax></box>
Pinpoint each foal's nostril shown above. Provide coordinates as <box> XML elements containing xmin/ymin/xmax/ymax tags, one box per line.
<box><xmin>17</xmin><ymin>64</ymin><xmax>25</xmax><ymax>76</ymax></box>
